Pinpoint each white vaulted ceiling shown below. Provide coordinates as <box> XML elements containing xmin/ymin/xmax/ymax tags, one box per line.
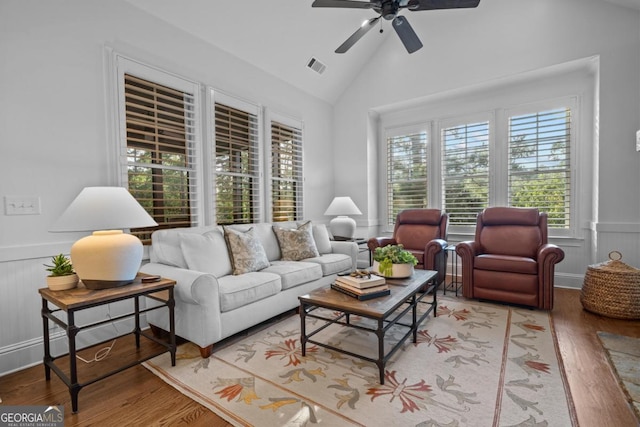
<box><xmin>125</xmin><ymin>0</ymin><xmax>639</xmax><ymax>105</ymax></box>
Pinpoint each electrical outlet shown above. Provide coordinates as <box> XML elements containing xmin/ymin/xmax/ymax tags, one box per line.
<box><xmin>4</xmin><ymin>195</ymin><xmax>41</xmax><ymax>215</ymax></box>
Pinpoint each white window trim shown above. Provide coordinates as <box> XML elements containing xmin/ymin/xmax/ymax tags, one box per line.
<box><xmin>208</xmin><ymin>88</ymin><xmax>264</xmax><ymax>225</ymax></box>
<box><xmin>107</xmin><ymin>49</ymin><xmax>205</xmax><ymax>228</ymax></box>
<box><xmin>264</xmin><ymin>110</ymin><xmax>305</xmax><ymax>223</ymax></box>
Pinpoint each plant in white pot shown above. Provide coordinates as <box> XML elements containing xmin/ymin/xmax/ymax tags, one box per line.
<box><xmin>372</xmin><ymin>244</ymin><xmax>418</xmax><ymax>278</ymax></box>
<box><xmin>44</xmin><ymin>253</ymin><xmax>78</xmax><ymax>291</ymax></box>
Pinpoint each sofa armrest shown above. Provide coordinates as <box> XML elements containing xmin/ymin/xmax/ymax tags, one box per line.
<box><xmin>140</xmin><ymin>263</ymin><xmax>220</xmax><ymax>307</ymax></box>
<box><xmin>330</xmin><ymin>241</ymin><xmax>359</xmax><ymax>271</ymax></box>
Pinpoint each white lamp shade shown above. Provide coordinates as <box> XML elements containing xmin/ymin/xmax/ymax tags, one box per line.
<box><xmin>324</xmin><ymin>196</ymin><xmax>361</xmax><ymax>239</ymax></box>
<box><xmin>51</xmin><ymin>187</ymin><xmax>158</xmax><ymax>232</ymax></box>
<box><xmin>324</xmin><ymin>196</ymin><xmax>362</xmax><ymax>216</ymax></box>
<box><xmin>51</xmin><ymin>187</ymin><xmax>158</xmax><ymax>289</ymax></box>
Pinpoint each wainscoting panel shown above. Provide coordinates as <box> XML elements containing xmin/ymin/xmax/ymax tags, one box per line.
<box><xmin>0</xmin><ymin>254</ymin><xmax>152</xmax><ymax>376</ymax></box>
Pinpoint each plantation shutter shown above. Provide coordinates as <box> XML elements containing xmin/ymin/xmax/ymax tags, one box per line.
<box><xmin>124</xmin><ymin>73</ymin><xmax>199</xmax><ymax>243</ymax></box>
<box><xmin>386</xmin><ymin>131</ymin><xmax>428</xmax><ymax>226</ymax></box>
<box><xmin>271</xmin><ymin>120</ymin><xmax>303</xmax><ymax>222</ymax></box>
<box><xmin>441</xmin><ymin>121</ymin><xmax>490</xmax><ymax>226</ymax></box>
<box><xmin>214</xmin><ymin>102</ymin><xmax>260</xmax><ymax>224</ymax></box>
<box><xmin>508</xmin><ymin>108</ymin><xmax>571</xmax><ymax>229</ymax></box>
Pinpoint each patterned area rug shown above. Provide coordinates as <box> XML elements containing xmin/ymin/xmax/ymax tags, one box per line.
<box><xmin>597</xmin><ymin>331</ymin><xmax>640</xmax><ymax>422</ymax></box>
<box><xmin>144</xmin><ymin>296</ymin><xmax>577</xmax><ymax>426</ymax></box>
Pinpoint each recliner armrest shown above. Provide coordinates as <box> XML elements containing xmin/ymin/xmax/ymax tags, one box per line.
<box><xmin>537</xmin><ymin>243</ymin><xmax>565</xmax><ymax>271</ymax></box>
<box><xmin>367</xmin><ymin>237</ymin><xmax>397</xmax><ymax>252</ymax></box>
<box><xmin>425</xmin><ymin>238</ymin><xmax>447</xmax><ymax>254</ymax></box>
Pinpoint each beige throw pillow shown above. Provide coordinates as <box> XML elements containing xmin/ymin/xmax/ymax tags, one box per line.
<box><xmin>273</xmin><ymin>221</ymin><xmax>320</xmax><ymax>261</ymax></box>
<box><xmin>223</xmin><ymin>226</ymin><xmax>270</xmax><ymax>275</ymax></box>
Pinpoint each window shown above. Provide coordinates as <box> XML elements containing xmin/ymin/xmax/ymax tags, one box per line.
<box><xmin>386</xmin><ymin>128</ymin><xmax>428</xmax><ymax>225</ymax></box>
<box><xmin>116</xmin><ymin>63</ymin><xmax>201</xmax><ymax>244</ymax></box>
<box><xmin>270</xmin><ymin>117</ymin><xmax>304</xmax><ymax>222</ymax></box>
<box><xmin>382</xmin><ymin>101</ymin><xmax>576</xmax><ymax>234</ymax></box>
<box><xmin>213</xmin><ymin>98</ymin><xmax>260</xmax><ymax>225</ymax></box>
<box><xmin>508</xmin><ymin>108</ymin><xmax>571</xmax><ymax>229</ymax></box>
<box><xmin>113</xmin><ymin>52</ymin><xmax>307</xmax><ymax>233</ymax></box>
<box><xmin>441</xmin><ymin>121</ymin><xmax>490</xmax><ymax>226</ymax></box>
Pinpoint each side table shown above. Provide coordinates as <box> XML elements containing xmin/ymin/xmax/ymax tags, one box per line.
<box><xmin>444</xmin><ymin>244</ymin><xmax>461</xmax><ymax>296</ymax></box>
<box><xmin>39</xmin><ymin>274</ymin><xmax>176</xmax><ymax>413</ymax></box>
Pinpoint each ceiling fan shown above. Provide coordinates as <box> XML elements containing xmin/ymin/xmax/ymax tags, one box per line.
<box><xmin>312</xmin><ymin>0</ymin><xmax>481</xmax><ymax>54</ymax></box>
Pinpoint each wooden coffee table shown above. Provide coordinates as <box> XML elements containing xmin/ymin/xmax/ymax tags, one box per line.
<box><xmin>299</xmin><ymin>269</ymin><xmax>437</xmax><ymax>384</ymax></box>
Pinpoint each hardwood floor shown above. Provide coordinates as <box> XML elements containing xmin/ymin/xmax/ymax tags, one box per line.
<box><xmin>0</xmin><ymin>288</ymin><xmax>638</xmax><ymax>426</ymax></box>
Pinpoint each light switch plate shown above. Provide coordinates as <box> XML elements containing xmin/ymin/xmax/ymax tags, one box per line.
<box><xmin>4</xmin><ymin>196</ymin><xmax>41</xmax><ymax>215</ymax></box>
<box><xmin>636</xmin><ymin>130</ymin><xmax>640</xmax><ymax>151</ymax></box>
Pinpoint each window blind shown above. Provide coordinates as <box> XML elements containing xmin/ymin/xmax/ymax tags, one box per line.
<box><xmin>124</xmin><ymin>73</ymin><xmax>198</xmax><ymax>243</ymax></box>
<box><xmin>386</xmin><ymin>132</ymin><xmax>428</xmax><ymax>226</ymax></box>
<box><xmin>271</xmin><ymin>121</ymin><xmax>303</xmax><ymax>222</ymax></box>
<box><xmin>441</xmin><ymin>121</ymin><xmax>490</xmax><ymax>226</ymax></box>
<box><xmin>214</xmin><ymin>102</ymin><xmax>260</xmax><ymax>225</ymax></box>
<box><xmin>508</xmin><ymin>108</ymin><xmax>571</xmax><ymax>228</ymax></box>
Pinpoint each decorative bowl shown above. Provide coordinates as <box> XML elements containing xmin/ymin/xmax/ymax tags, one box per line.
<box><xmin>372</xmin><ymin>261</ymin><xmax>414</xmax><ymax>279</ymax></box>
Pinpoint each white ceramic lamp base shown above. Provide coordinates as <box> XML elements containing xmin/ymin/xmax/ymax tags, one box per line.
<box><xmin>71</xmin><ymin>230</ymin><xmax>142</xmax><ymax>289</ymax></box>
<box><xmin>329</xmin><ymin>216</ymin><xmax>356</xmax><ymax>240</ymax></box>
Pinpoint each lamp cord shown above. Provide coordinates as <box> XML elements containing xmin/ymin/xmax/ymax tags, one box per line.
<box><xmin>76</xmin><ymin>307</ymin><xmax>120</xmax><ymax>364</ymax></box>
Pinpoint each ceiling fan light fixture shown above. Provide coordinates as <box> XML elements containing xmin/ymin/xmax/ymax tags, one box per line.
<box><xmin>316</xmin><ymin>0</ymin><xmax>481</xmax><ymax>54</ymax></box>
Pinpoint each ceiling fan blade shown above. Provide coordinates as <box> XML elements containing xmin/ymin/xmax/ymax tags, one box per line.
<box><xmin>312</xmin><ymin>0</ymin><xmax>377</xmax><ymax>9</ymax></box>
<box><xmin>392</xmin><ymin>15</ymin><xmax>423</xmax><ymax>53</ymax></box>
<box><xmin>408</xmin><ymin>0</ymin><xmax>480</xmax><ymax>11</ymax></box>
<box><xmin>335</xmin><ymin>16</ymin><xmax>380</xmax><ymax>53</ymax></box>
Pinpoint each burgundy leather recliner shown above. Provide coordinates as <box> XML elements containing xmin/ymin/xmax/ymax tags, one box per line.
<box><xmin>455</xmin><ymin>207</ymin><xmax>564</xmax><ymax>310</ymax></box>
<box><xmin>368</xmin><ymin>209</ymin><xmax>448</xmax><ymax>286</ymax></box>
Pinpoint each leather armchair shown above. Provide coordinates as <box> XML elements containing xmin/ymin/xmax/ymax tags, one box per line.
<box><xmin>455</xmin><ymin>207</ymin><xmax>564</xmax><ymax>309</ymax></box>
<box><xmin>368</xmin><ymin>209</ymin><xmax>448</xmax><ymax>285</ymax></box>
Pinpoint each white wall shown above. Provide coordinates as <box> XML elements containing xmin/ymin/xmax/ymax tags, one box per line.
<box><xmin>334</xmin><ymin>0</ymin><xmax>640</xmax><ymax>287</ymax></box>
<box><xmin>0</xmin><ymin>0</ymin><xmax>335</xmax><ymax>375</ymax></box>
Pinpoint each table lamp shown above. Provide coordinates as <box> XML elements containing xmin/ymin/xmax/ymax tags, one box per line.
<box><xmin>50</xmin><ymin>187</ymin><xmax>158</xmax><ymax>289</ymax></box>
<box><xmin>324</xmin><ymin>196</ymin><xmax>362</xmax><ymax>240</ymax></box>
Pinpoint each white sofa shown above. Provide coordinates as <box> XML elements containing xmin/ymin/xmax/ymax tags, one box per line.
<box><xmin>140</xmin><ymin>221</ymin><xmax>357</xmax><ymax>357</ymax></box>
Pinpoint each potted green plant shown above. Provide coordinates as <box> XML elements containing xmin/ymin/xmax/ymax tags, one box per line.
<box><xmin>44</xmin><ymin>253</ymin><xmax>78</xmax><ymax>291</ymax></box>
<box><xmin>372</xmin><ymin>244</ymin><xmax>418</xmax><ymax>278</ymax></box>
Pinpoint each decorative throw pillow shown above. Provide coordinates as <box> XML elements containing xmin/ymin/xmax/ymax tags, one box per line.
<box><xmin>273</xmin><ymin>221</ymin><xmax>320</xmax><ymax>261</ymax></box>
<box><xmin>223</xmin><ymin>226</ymin><xmax>270</xmax><ymax>275</ymax></box>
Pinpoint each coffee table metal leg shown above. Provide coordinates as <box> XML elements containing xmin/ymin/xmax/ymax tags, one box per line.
<box><xmin>300</xmin><ymin>303</ymin><xmax>307</xmax><ymax>357</ymax></box>
<box><xmin>376</xmin><ymin>318</ymin><xmax>385</xmax><ymax>384</ymax></box>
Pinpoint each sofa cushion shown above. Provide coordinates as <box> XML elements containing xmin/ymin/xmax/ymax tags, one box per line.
<box><xmin>305</xmin><ymin>253</ymin><xmax>353</xmax><ymax>275</ymax></box>
<box><xmin>150</xmin><ymin>225</ymin><xmax>220</xmax><ymax>268</ymax></box>
<box><xmin>262</xmin><ymin>261</ymin><xmax>323</xmax><ymax>290</ymax></box>
<box><xmin>179</xmin><ymin>230</ymin><xmax>232</xmax><ymax>278</ymax></box>
<box><xmin>311</xmin><ymin>223</ymin><xmax>332</xmax><ymax>254</ymax></box>
<box><xmin>217</xmin><ymin>272</ymin><xmax>282</xmax><ymax>312</ymax></box>
<box><xmin>273</xmin><ymin>221</ymin><xmax>320</xmax><ymax>261</ymax></box>
<box><xmin>223</xmin><ymin>226</ymin><xmax>270</xmax><ymax>275</ymax></box>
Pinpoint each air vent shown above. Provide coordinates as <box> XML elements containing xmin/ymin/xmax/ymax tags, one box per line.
<box><xmin>307</xmin><ymin>57</ymin><xmax>326</xmax><ymax>75</ymax></box>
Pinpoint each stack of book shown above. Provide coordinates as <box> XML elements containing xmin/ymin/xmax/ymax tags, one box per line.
<box><xmin>331</xmin><ymin>273</ymin><xmax>390</xmax><ymax>300</ymax></box>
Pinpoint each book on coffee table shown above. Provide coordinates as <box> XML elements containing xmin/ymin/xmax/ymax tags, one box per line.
<box><xmin>335</xmin><ymin>273</ymin><xmax>386</xmax><ymax>289</ymax></box>
<box><xmin>331</xmin><ymin>282</ymin><xmax>390</xmax><ymax>300</ymax></box>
